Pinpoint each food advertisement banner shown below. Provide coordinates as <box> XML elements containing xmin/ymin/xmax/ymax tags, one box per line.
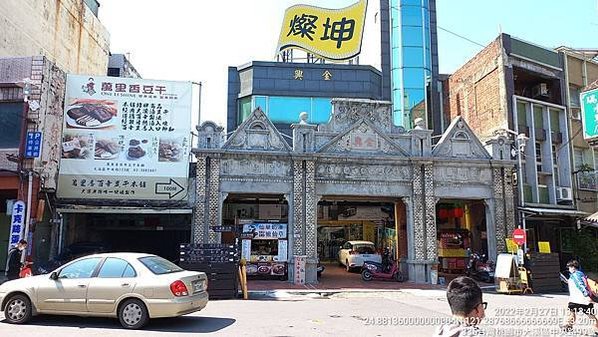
<box><xmin>57</xmin><ymin>75</ymin><xmax>192</xmax><ymax>201</ymax></box>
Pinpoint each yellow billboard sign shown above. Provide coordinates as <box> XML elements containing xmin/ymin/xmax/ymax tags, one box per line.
<box><xmin>276</xmin><ymin>0</ymin><xmax>367</xmax><ymax>61</ymax></box>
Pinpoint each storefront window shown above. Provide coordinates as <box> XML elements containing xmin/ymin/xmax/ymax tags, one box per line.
<box><xmin>245</xmin><ymin>96</ymin><xmax>332</xmax><ymax>124</ymax></box>
<box><xmin>251</xmin><ymin>240</ymin><xmax>279</xmax><ymax>256</ymax></box>
<box><xmin>517</xmin><ymin>101</ymin><xmax>528</xmax><ymax>126</ymax></box>
<box><xmin>238</xmin><ymin>97</ymin><xmax>252</xmax><ymax>125</ymax></box>
<box><xmin>0</xmin><ymin>102</ymin><xmax>24</xmax><ymax>148</ymax></box>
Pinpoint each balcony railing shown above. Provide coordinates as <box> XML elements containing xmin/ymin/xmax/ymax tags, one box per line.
<box><xmin>577</xmin><ymin>171</ymin><xmax>597</xmax><ymax>191</ymax></box>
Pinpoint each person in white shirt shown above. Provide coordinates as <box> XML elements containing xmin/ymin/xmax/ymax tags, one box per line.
<box><xmin>562</xmin><ymin>260</ymin><xmax>597</xmax><ymax>336</ymax></box>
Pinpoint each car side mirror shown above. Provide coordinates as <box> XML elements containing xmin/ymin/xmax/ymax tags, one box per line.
<box><xmin>50</xmin><ymin>271</ymin><xmax>59</xmax><ymax>280</ymax></box>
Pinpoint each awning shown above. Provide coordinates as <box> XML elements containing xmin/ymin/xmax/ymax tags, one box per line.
<box><xmin>585</xmin><ymin>211</ymin><xmax>598</xmax><ymax>223</ymax></box>
<box><xmin>581</xmin><ymin>211</ymin><xmax>598</xmax><ymax>229</ymax></box>
<box><xmin>57</xmin><ymin>206</ymin><xmax>192</xmax><ymax>214</ymax></box>
<box><xmin>519</xmin><ymin>207</ymin><xmax>588</xmax><ymax>217</ymax></box>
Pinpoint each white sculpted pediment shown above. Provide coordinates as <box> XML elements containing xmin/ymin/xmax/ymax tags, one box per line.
<box><xmin>317</xmin><ymin>119</ymin><xmax>407</xmax><ymax>156</ymax></box>
<box><xmin>223</xmin><ymin>108</ymin><xmax>290</xmax><ymax>152</ymax></box>
<box><xmin>433</xmin><ymin>117</ymin><xmax>491</xmax><ymax>159</ymax></box>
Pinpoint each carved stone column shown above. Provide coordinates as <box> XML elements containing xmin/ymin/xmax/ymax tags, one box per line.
<box><xmin>492</xmin><ymin>167</ymin><xmax>507</xmax><ymax>254</ymax></box>
<box><xmin>291</xmin><ymin>159</ymin><xmax>318</xmax><ymax>284</ymax></box>
<box><xmin>193</xmin><ymin>156</ymin><xmax>208</xmax><ymax>244</ymax></box>
<box><xmin>412</xmin><ymin>165</ymin><xmax>426</xmax><ymax>262</ymax></box>
<box><xmin>292</xmin><ymin>160</ymin><xmax>305</xmax><ymax>257</ymax></box>
<box><xmin>504</xmin><ymin>169</ymin><xmax>516</xmax><ymax>236</ymax></box>
<box><xmin>424</xmin><ymin>164</ymin><xmax>437</xmax><ymax>261</ymax></box>
<box><xmin>409</xmin><ymin>162</ymin><xmax>437</xmax><ymax>283</ymax></box>
<box><xmin>305</xmin><ymin>161</ymin><xmax>317</xmax><ymax>259</ymax></box>
<box><xmin>208</xmin><ymin>157</ymin><xmax>221</xmax><ymax>244</ymax></box>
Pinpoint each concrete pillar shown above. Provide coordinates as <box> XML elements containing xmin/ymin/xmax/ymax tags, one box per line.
<box><xmin>484</xmin><ymin>199</ymin><xmax>498</xmax><ymax>263</ymax></box>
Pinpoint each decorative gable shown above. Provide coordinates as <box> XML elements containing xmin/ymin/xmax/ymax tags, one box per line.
<box><xmin>433</xmin><ymin>117</ymin><xmax>491</xmax><ymax>159</ymax></box>
<box><xmin>223</xmin><ymin>108</ymin><xmax>291</xmax><ymax>152</ymax></box>
<box><xmin>317</xmin><ymin>119</ymin><xmax>407</xmax><ymax>156</ymax></box>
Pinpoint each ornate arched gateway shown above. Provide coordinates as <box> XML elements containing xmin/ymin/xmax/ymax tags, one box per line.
<box><xmin>193</xmin><ymin>99</ymin><xmax>516</xmax><ymax>284</ymax></box>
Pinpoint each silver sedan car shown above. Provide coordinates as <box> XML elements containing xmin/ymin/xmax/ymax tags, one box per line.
<box><xmin>0</xmin><ymin>253</ymin><xmax>208</xmax><ymax>329</ymax></box>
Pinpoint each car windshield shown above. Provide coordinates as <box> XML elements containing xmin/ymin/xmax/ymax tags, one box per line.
<box><xmin>353</xmin><ymin>244</ymin><xmax>376</xmax><ymax>254</ymax></box>
<box><xmin>139</xmin><ymin>256</ymin><xmax>183</xmax><ymax>275</ymax></box>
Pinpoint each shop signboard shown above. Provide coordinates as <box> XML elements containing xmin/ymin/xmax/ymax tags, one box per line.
<box><xmin>25</xmin><ymin>132</ymin><xmax>42</xmax><ymax>158</ymax></box>
<box><xmin>241</xmin><ymin>240</ymin><xmax>251</xmax><ymax>261</ymax></box>
<box><xmin>8</xmin><ymin>200</ymin><xmax>25</xmax><ymax>252</ymax></box>
<box><xmin>276</xmin><ymin>0</ymin><xmax>367</xmax><ymax>61</ymax></box>
<box><xmin>243</xmin><ymin>223</ymin><xmax>287</xmax><ymax>239</ymax></box>
<box><xmin>277</xmin><ymin>240</ymin><xmax>288</xmax><ymax>262</ymax></box>
<box><xmin>294</xmin><ymin>255</ymin><xmax>306</xmax><ymax>285</ymax></box>
<box><xmin>580</xmin><ymin>88</ymin><xmax>598</xmax><ymax>143</ymax></box>
<box><xmin>57</xmin><ymin>75</ymin><xmax>192</xmax><ymax>201</ymax></box>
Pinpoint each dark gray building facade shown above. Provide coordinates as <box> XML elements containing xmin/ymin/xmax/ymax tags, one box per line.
<box><xmin>227</xmin><ymin>61</ymin><xmax>383</xmax><ymax>136</ymax></box>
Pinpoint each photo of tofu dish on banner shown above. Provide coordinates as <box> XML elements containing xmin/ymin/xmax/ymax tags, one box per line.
<box><xmin>57</xmin><ymin>75</ymin><xmax>192</xmax><ymax>201</ymax></box>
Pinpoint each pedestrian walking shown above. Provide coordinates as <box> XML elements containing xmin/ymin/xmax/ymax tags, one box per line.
<box><xmin>561</xmin><ymin>259</ymin><xmax>598</xmax><ymax>336</ymax></box>
<box><xmin>433</xmin><ymin>276</ymin><xmax>486</xmax><ymax>336</ymax></box>
<box><xmin>5</xmin><ymin>239</ymin><xmax>27</xmax><ymax>281</ymax></box>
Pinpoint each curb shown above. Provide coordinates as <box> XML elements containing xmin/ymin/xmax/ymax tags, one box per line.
<box><xmin>245</xmin><ymin>288</ymin><xmax>440</xmax><ymax>298</ymax></box>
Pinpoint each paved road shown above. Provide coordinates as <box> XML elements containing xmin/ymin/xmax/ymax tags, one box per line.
<box><xmin>0</xmin><ymin>290</ymin><xmax>595</xmax><ymax>336</ymax></box>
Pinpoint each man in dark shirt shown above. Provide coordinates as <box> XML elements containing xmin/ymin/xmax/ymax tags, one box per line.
<box><xmin>5</xmin><ymin>239</ymin><xmax>27</xmax><ymax>281</ymax></box>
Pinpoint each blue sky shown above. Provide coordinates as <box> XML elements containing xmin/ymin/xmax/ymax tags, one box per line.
<box><xmin>101</xmin><ymin>0</ymin><xmax>598</xmax><ymax>126</ymax></box>
<box><xmin>437</xmin><ymin>0</ymin><xmax>598</xmax><ymax>73</ymax></box>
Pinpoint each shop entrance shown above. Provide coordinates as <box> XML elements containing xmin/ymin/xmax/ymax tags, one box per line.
<box><xmin>317</xmin><ymin>198</ymin><xmax>406</xmax><ymax>277</ymax></box>
<box><xmin>436</xmin><ymin>200</ymin><xmax>488</xmax><ymax>280</ymax></box>
<box><xmin>64</xmin><ymin>212</ymin><xmax>191</xmax><ymax>263</ymax></box>
<box><xmin>222</xmin><ymin>194</ymin><xmax>289</xmax><ymax>280</ymax></box>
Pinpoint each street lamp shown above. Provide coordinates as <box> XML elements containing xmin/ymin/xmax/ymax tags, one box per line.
<box><xmin>515</xmin><ymin>133</ymin><xmax>529</xmax><ymax>253</ymax></box>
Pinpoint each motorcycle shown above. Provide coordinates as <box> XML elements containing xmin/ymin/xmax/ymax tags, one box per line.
<box><xmin>466</xmin><ymin>251</ymin><xmax>495</xmax><ymax>283</ymax></box>
<box><xmin>361</xmin><ymin>259</ymin><xmax>406</xmax><ymax>282</ymax></box>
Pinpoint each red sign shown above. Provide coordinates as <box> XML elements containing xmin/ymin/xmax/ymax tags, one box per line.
<box><xmin>512</xmin><ymin>228</ymin><xmax>527</xmax><ymax>246</ymax></box>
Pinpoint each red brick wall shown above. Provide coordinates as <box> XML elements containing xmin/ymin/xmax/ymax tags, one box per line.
<box><xmin>445</xmin><ymin>37</ymin><xmax>509</xmax><ymax>140</ymax></box>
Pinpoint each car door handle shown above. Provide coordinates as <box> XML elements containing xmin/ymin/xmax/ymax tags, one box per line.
<box><xmin>121</xmin><ymin>283</ymin><xmax>130</xmax><ymax>287</ymax></box>
<box><xmin>77</xmin><ymin>284</ymin><xmax>86</xmax><ymax>288</ymax></box>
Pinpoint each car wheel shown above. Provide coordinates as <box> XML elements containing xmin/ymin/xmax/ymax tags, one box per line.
<box><xmin>4</xmin><ymin>294</ymin><xmax>32</xmax><ymax>324</ymax></box>
<box><xmin>118</xmin><ymin>298</ymin><xmax>149</xmax><ymax>329</ymax></box>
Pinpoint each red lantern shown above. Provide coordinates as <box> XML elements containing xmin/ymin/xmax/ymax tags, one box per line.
<box><xmin>438</xmin><ymin>209</ymin><xmax>448</xmax><ymax>219</ymax></box>
<box><xmin>453</xmin><ymin>208</ymin><xmax>464</xmax><ymax>218</ymax></box>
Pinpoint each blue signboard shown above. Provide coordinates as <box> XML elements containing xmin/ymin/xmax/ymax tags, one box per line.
<box><xmin>8</xmin><ymin>200</ymin><xmax>26</xmax><ymax>252</ymax></box>
<box><xmin>25</xmin><ymin>131</ymin><xmax>42</xmax><ymax>158</ymax></box>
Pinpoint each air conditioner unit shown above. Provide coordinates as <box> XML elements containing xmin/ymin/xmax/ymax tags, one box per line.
<box><xmin>556</xmin><ymin>187</ymin><xmax>573</xmax><ymax>201</ymax></box>
<box><xmin>532</xmin><ymin>83</ymin><xmax>550</xmax><ymax>98</ymax></box>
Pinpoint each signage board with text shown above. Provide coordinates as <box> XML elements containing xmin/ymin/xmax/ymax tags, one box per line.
<box><xmin>580</xmin><ymin>88</ymin><xmax>598</xmax><ymax>142</ymax></box>
<box><xmin>57</xmin><ymin>75</ymin><xmax>192</xmax><ymax>201</ymax></box>
<box><xmin>8</xmin><ymin>200</ymin><xmax>25</xmax><ymax>252</ymax></box>
<box><xmin>276</xmin><ymin>0</ymin><xmax>367</xmax><ymax>61</ymax></box>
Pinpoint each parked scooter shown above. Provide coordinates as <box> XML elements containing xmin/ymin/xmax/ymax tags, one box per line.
<box><xmin>361</xmin><ymin>248</ymin><xmax>406</xmax><ymax>282</ymax></box>
<box><xmin>466</xmin><ymin>251</ymin><xmax>495</xmax><ymax>283</ymax></box>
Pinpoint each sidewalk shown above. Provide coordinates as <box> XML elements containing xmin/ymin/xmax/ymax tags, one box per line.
<box><xmin>244</xmin><ymin>263</ymin><xmax>445</xmax><ymax>298</ymax></box>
